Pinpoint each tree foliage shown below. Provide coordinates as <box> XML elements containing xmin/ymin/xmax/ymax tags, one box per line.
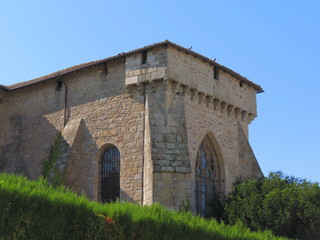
<box><xmin>223</xmin><ymin>171</ymin><xmax>320</xmax><ymax>239</ymax></box>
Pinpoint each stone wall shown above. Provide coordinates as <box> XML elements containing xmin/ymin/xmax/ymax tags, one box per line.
<box><xmin>0</xmin><ymin>58</ymin><xmax>146</xmax><ymax>203</ymax></box>
<box><xmin>0</xmin><ymin>89</ymin><xmax>8</xmax><ymax>147</ymax></box>
<box><xmin>0</xmin><ymin>80</ymin><xmax>62</xmax><ymax>177</ymax></box>
<box><xmin>145</xmin><ymin>82</ymin><xmax>192</xmax><ymax>209</ymax></box>
<box><xmin>159</xmin><ymin>47</ymin><xmax>261</xmax><ymax>209</ymax></box>
<box><xmin>125</xmin><ymin>46</ymin><xmax>167</xmax><ymax>86</ymax></box>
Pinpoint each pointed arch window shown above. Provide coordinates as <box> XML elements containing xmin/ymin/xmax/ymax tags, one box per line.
<box><xmin>195</xmin><ymin>135</ymin><xmax>220</xmax><ymax>216</ymax></box>
<box><xmin>100</xmin><ymin>145</ymin><xmax>120</xmax><ymax>203</ymax></box>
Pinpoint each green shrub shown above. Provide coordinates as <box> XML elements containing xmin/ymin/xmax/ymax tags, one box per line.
<box><xmin>207</xmin><ymin>193</ymin><xmax>226</xmax><ymax>222</ymax></box>
<box><xmin>224</xmin><ymin>171</ymin><xmax>320</xmax><ymax>239</ymax></box>
<box><xmin>42</xmin><ymin>133</ymin><xmax>65</xmax><ymax>187</ymax></box>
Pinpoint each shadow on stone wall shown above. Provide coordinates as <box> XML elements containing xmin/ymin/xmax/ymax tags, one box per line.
<box><xmin>63</xmin><ymin>118</ymin><xmax>98</xmax><ymax>200</ymax></box>
<box><xmin>0</xmin><ymin>114</ymin><xmax>60</xmax><ymax>179</ymax></box>
<box><xmin>120</xmin><ymin>188</ymin><xmax>135</xmax><ymax>203</ymax></box>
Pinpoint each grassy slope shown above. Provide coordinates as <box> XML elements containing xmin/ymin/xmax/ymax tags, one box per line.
<box><xmin>0</xmin><ymin>173</ymin><xmax>289</xmax><ymax>240</ymax></box>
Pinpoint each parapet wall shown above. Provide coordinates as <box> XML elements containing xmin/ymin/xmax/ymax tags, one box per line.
<box><xmin>167</xmin><ymin>46</ymin><xmax>257</xmax><ymax>129</ymax></box>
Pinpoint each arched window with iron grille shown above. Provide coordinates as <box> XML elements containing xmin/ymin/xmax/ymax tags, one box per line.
<box><xmin>195</xmin><ymin>135</ymin><xmax>220</xmax><ymax>216</ymax></box>
<box><xmin>100</xmin><ymin>145</ymin><xmax>120</xmax><ymax>203</ymax></box>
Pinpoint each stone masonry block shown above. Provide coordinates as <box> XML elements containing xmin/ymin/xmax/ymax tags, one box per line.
<box><xmin>125</xmin><ymin>76</ymin><xmax>138</xmax><ymax>85</ymax></box>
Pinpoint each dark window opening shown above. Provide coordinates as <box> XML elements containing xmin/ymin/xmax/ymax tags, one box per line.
<box><xmin>104</xmin><ymin>63</ymin><xmax>108</xmax><ymax>75</ymax></box>
<box><xmin>142</xmin><ymin>51</ymin><xmax>148</xmax><ymax>64</ymax></box>
<box><xmin>239</xmin><ymin>82</ymin><xmax>243</xmax><ymax>88</ymax></box>
<box><xmin>100</xmin><ymin>145</ymin><xmax>120</xmax><ymax>203</ymax></box>
<box><xmin>56</xmin><ymin>81</ymin><xmax>63</xmax><ymax>91</ymax></box>
<box><xmin>214</xmin><ymin>67</ymin><xmax>219</xmax><ymax>80</ymax></box>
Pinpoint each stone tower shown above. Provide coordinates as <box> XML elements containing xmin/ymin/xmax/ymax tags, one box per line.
<box><xmin>0</xmin><ymin>41</ymin><xmax>263</xmax><ymax>214</ymax></box>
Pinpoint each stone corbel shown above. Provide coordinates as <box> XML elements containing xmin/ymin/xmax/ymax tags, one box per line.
<box><xmin>149</xmin><ymin>80</ymin><xmax>156</xmax><ymax>92</ymax></box>
<box><xmin>137</xmin><ymin>83</ymin><xmax>144</xmax><ymax>95</ymax></box>
<box><xmin>197</xmin><ymin>92</ymin><xmax>206</xmax><ymax>104</ymax></box>
<box><xmin>174</xmin><ymin>83</ymin><xmax>187</xmax><ymax>96</ymax></box>
<box><xmin>213</xmin><ymin>98</ymin><xmax>220</xmax><ymax>110</ymax></box>
<box><xmin>170</xmin><ymin>80</ymin><xmax>179</xmax><ymax>93</ymax></box>
<box><xmin>227</xmin><ymin>104</ymin><xmax>234</xmax><ymax>116</ymax></box>
<box><xmin>247</xmin><ymin>113</ymin><xmax>256</xmax><ymax>124</ymax></box>
<box><xmin>234</xmin><ymin>108</ymin><xmax>241</xmax><ymax>119</ymax></box>
<box><xmin>241</xmin><ymin>110</ymin><xmax>248</xmax><ymax>121</ymax></box>
<box><xmin>125</xmin><ymin>85</ymin><xmax>133</xmax><ymax>95</ymax></box>
<box><xmin>189</xmin><ymin>88</ymin><xmax>198</xmax><ymax>101</ymax></box>
<box><xmin>163</xmin><ymin>77</ymin><xmax>169</xmax><ymax>91</ymax></box>
<box><xmin>220</xmin><ymin>102</ymin><xmax>227</xmax><ymax>113</ymax></box>
<box><xmin>205</xmin><ymin>96</ymin><xmax>213</xmax><ymax>107</ymax></box>
<box><xmin>180</xmin><ymin>84</ymin><xmax>188</xmax><ymax>94</ymax></box>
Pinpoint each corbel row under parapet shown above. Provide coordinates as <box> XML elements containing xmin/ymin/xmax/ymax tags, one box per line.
<box><xmin>125</xmin><ymin>77</ymin><xmax>257</xmax><ymax>124</ymax></box>
<box><xmin>168</xmin><ymin>79</ymin><xmax>256</xmax><ymax>124</ymax></box>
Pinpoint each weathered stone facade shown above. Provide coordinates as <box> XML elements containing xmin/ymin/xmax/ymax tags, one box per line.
<box><xmin>0</xmin><ymin>41</ymin><xmax>263</xmax><ymax>212</ymax></box>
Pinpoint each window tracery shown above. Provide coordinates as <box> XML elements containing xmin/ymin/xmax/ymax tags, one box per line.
<box><xmin>195</xmin><ymin>135</ymin><xmax>220</xmax><ymax>216</ymax></box>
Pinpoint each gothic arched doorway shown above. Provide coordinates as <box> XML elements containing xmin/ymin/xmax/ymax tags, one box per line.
<box><xmin>195</xmin><ymin>135</ymin><xmax>220</xmax><ymax>216</ymax></box>
<box><xmin>100</xmin><ymin>145</ymin><xmax>120</xmax><ymax>203</ymax></box>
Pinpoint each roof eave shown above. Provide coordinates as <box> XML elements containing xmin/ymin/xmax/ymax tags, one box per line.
<box><xmin>2</xmin><ymin>40</ymin><xmax>263</xmax><ymax>93</ymax></box>
<box><xmin>164</xmin><ymin>41</ymin><xmax>264</xmax><ymax>93</ymax></box>
<box><xmin>0</xmin><ymin>85</ymin><xmax>9</xmax><ymax>91</ymax></box>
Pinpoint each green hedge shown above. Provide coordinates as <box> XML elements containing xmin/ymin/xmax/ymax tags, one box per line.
<box><xmin>0</xmin><ymin>173</ymin><xmax>288</xmax><ymax>240</ymax></box>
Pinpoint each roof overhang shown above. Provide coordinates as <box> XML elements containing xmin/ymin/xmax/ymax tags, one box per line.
<box><xmin>1</xmin><ymin>40</ymin><xmax>264</xmax><ymax>93</ymax></box>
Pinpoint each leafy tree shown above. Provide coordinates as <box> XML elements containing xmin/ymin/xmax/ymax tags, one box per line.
<box><xmin>223</xmin><ymin>171</ymin><xmax>320</xmax><ymax>239</ymax></box>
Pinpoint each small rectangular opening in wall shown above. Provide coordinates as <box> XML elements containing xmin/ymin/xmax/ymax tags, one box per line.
<box><xmin>239</xmin><ymin>82</ymin><xmax>243</xmax><ymax>88</ymax></box>
<box><xmin>56</xmin><ymin>81</ymin><xmax>63</xmax><ymax>91</ymax></box>
<box><xmin>214</xmin><ymin>67</ymin><xmax>219</xmax><ymax>80</ymax></box>
<box><xmin>141</xmin><ymin>51</ymin><xmax>148</xmax><ymax>64</ymax></box>
<box><xmin>104</xmin><ymin>63</ymin><xmax>108</xmax><ymax>75</ymax></box>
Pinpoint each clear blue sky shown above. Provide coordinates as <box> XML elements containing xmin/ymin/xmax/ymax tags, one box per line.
<box><xmin>1</xmin><ymin>1</ymin><xmax>319</xmax><ymax>182</ymax></box>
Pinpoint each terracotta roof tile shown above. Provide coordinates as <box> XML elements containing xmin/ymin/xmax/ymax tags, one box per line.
<box><xmin>3</xmin><ymin>40</ymin><xmax>263</xmax><ymax>93</ymax></box>
<box><xmin>7</xmin><ymin>60</ymin><xmax>104</xmax><ymax>90</ymax></box>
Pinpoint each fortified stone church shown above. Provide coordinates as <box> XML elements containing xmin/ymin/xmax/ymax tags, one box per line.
<box><xmin>0</xmin><ymin>41</ymin><xmax>263</xmax><ymax>215</ymax></box>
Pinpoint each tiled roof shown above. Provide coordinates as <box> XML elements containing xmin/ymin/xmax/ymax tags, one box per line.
<box><xmin>2</xmin><ymin>40</ymin><xmax>263</xmax><ymax>93</ymax></box>
<box><xmin>0</xmin><ymin>85</ymin><xmax>9</xmax><ymax>91</ymax></box>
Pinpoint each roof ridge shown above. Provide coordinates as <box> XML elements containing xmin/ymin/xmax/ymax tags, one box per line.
<box><xmin>2</xmin><ymin>40</ymin><xmax>263</xmax><ymax>92</ymax></box>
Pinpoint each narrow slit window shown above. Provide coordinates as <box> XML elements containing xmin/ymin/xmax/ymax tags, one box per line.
<box><xmin>214</xmin><ymin>67</ymin><xmax>219</xmax><ymax>80</ymax></box>
<box><xmin>104</xmin><ymin>63</ymin><xmax>108</xmax><ymax>75</ymax></box>
<box><xmin>142</xmin><ymin>51</ymin><xmax>148</xmax><ymax>64</ymax></box>
<box><xmin>56</xmin><ymin>81</ymin><xmax>63</xmax><ymax>91</ymax></box>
